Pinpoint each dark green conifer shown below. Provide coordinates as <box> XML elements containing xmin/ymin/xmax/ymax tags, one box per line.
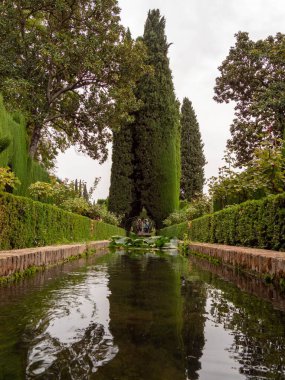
<box><xmin>74</xmin><ymin>179</ymin><xmax>78</xmax><ymax>194</ymax></box>
<box><xmin>108</xmin><ymin>122</ymin><xmax>136</xmax><ymax>227</ymax></box>
<box><xmin>133</xmin><ymin>9</ymin><xmax>181</xmax><ymax>227</ymax></box>
<box><xmin>108</xmin><ymin>29</ymin><xmax>139</xmax><ymax>228</ymax></box>
<box><xmin>180</xmin><ymin>98</ymin><xmax>206</xmax><ymax>200</ymax></box>
<box><xmin>83</xmin><ymin>183</ymin><xmax>88</xmax><ymax>201</ymax></box>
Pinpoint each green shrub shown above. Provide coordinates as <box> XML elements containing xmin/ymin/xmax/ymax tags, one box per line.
<box><xmin>0</xmin><ymin>192</ymin><xmax>125</xmax><ymax>250</ymax></box>
<box><xmin>163</xmin><ymin>195</ymin><xmax>211</xmax><ymax>227</ymax></box>
<box><xmin>189</xmin><ymin>193</ymin><xmax>285</xmax><ymax>251</ymax></box>
<box><xmin>159</xmin><ymin>222</ymin><xmax>188</xmax><ymax>240</ymax></box>
<box><xmin>160</xmin><ymin>193</ymin><xmax>285</xmax><ymax>251</ymax></box>
<box><xmin>0</xmin><ymin>167</ymin><xmax>21</xmax><ymax>192</ymax></box>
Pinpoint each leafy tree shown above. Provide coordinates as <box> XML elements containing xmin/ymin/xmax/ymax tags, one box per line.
<box><xmin>132</xmin><ymin>9</ymin><xmax>181</xmax><ymax>227</ymax></box>
<box><xmin>214</xmin><ymin>32</ymin><xmax>285</xmax><ymax>167</ymax></box>
<box><xmin>0</xmin><ymin>0</ymin><xmax>147</xmax><ymax>167</ymax></box>
<box><xmin>180</xmin><ymin>98</ymin><xmax>206</xmax><ymax>201</ymax></box>
<box><xmin>29</xmin><ymin>177</ymin><xmax>100</xmax><ymax>204</ymax></box>
<box><xmin>208</xmin><ymin>142</ymin><xmax>285</xmax><ymax>210</ymax></box>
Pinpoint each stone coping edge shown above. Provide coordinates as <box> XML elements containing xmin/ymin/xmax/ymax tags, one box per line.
<box><xmin>0</xmin><ymin>241</ymin><xmax>110</xmax><ymax>278</ymax></box>
<box><xmin>188</xmin><ymin>242</ymin><xmax>285</xmax><ymax>279</ymax></box>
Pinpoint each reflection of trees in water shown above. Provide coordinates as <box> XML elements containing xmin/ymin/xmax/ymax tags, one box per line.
<box><xmin>189</xmin><ymin>256</ymin><xmax>285</xmax><ymax>312</ymax></box>
<box><xmin>0</xmin><ymin>262</ymin><xmax>90</xmax><ymax>380</ymax></box>
<box><xmin>26</xmin><ymin>322</ymin><xmax>117</xmax><ymax>380</ymax></box>
<box><xmin>181</xmin><ymin>264</ymin><xmax>207</xmax><ymax>379</ymax></box>
<box><xmin>0</xmin><ymin>256</ymin><xmax>116</xmax><ymax>380</ymax></box>
<box><xmin>206</xmin><ymin>280</ymin><xmax>285</xmax><ymax>379</ymax></box>
<box><xmin>94</xmin><ymin>253</ymin><xmax>208</xmax><ymax>380</ymax></box>
<box><xmin>95</xmin><ymin>253</ymin><xmax>187</xmax><ymax>380</ymax></box>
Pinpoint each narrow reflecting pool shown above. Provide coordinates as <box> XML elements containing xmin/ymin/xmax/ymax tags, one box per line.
<box><xmin>0</xmin><ymin>250</ymin><xmax>285</xmax><ymax>379</ymax></box>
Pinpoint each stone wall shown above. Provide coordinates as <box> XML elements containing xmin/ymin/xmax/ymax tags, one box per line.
<box><xmin>188</xmin><ymin>242</ymin><xmax>285</xmax><ymax>280</ymax></box>
<box><xmin>0</xmin><ymin>241</ymin><xmax>109</xmax><ymax>278</ymax></box>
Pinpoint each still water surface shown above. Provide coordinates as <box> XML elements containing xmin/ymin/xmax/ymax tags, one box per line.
<box><xmin>0</xmin><ymin>250</ymin><xmax>285</xmax><ymax>380</ymax></box>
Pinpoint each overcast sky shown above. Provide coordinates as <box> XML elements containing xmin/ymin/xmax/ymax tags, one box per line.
<box><xmin>56</xmin><ymin>0</ymin><xmax>285</xmax><ymax>200</ymax></box>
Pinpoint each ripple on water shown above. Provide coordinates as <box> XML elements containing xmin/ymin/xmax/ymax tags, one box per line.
<box><xmin>25</xmin><ymin>266</ymin><xmax>118</xmax><ymax>379</ymax></box>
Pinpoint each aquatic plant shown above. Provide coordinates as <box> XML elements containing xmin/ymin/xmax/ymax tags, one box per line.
<box><xmin>109</xmin><ymin>235</ymin><xmax>177</xmax><ymax>250</ymax></box>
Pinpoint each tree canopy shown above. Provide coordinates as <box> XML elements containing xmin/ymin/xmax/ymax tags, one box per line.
<box><xmin>0</xmin><ymin>0</ymin><xmax>147</xmax><ymax>167</ymax></box>
<box><xmin>214</xmin><ymin>32</ymin><xmax>285</xmax><ymax>167</ymax></box>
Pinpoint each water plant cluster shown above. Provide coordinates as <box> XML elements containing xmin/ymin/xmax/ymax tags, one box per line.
<box><xmin>109</xmin><ymin>235</ymin><xmax>178</xmax><ymax>250</ymax></box>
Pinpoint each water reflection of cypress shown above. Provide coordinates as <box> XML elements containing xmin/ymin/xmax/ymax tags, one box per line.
<box><xmin>181</xmin><ymin>264</ymin><xmax>207</xmax><ymax>380</ymax></box>
<box><xmin>95</xmin><ymin>253</ymin><xmax>187</xmax><ymax>380</ymax></box>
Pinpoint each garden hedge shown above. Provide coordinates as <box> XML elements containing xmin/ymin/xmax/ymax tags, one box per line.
<box><xmin>0</xmin><ymin>192</ymin><xmax>125</xmax><ymax>250</ymax></box>
<box><xmin>158</xmin><ymin>222</ymin><xmax>188</xmax><ymax>240</ymax></box>
<box><xmin>160</xmin><ymin>193</ymin><xmax>285</xmax><ymax>251</ymax></box>
<box><xmin>0</xmin><ymin>97</ymin><xmax>50</xmax><ymax>196</ymax></box>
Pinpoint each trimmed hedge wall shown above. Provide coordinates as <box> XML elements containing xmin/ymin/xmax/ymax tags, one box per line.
<box><xmin>0</xmin><ymin>97</ymin><xmax>50</xmax><ymax>195</ymax></box>
<box><xmin>0</xmin><ymin>192</ymin><xmax>125</xmax><ymax>250</ymax></box>
<box><xmin>159</xmin><ymin>222</ymin><xmax>188</xmax><ymax>240</ymax></box>
<box><xmin>160</xmin><ymin>193</ymin><xmax>285</xmax><ymax>251</ymax></box>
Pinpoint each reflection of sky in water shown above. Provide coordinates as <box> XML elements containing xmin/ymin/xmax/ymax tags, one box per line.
<box><xmin>26</xmin><ymin>265</ymin><xmax>118</xmax><ymax>379</ymax></box>
<box><xmin>198</xmin><ymin>294</ymin><xmax>243</xmax><ymax>380</ymax></box>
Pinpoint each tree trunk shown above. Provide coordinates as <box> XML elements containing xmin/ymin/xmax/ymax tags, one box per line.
<box><xmin>29</xmin><ymin>125</ymin><xmax>42</xmax><ymax>158</ymax></box>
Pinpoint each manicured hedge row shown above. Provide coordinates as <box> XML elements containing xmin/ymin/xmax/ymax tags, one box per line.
<box><xmin>0</xmin><ymin>97</ymin><xmax>50</xmax><ymax>196</ymax></box>
<box><xmin>160</xmin><ymin>193</ymin><xmax>285</xmax><ymax>251</ymax></box>
<box><xmin>189</xmin><ymin>193</ymin><xmax>285</xmax><ymax>251</ymax></box>
<box><xmin>159</xmin><ymin>222</ymin><xmax>188</xmax><ymax>240</ymax></box>
<box><xmin>0</xmin><ymin>192</ymin><xmax>125</xmax><ymax>250</ymax></box>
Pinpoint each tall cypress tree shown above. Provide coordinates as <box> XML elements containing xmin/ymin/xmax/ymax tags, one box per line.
<box><xmin>108</xmin><ymin>122</ymin><xmax>137</xmax><ymax>227</ymax></box>
<box><xmin>133</xmin><ymin>9</ymin><xmax>181</xmax><ymax>227</ymax></box>
<box><xmin>108</xmin><ymin>30</ymin><xmax>140</xmax><ymax>227</ymax></box>
<box><xmin>180</xmin><ymin>98</ymin><xmax>206</xmax><ymax>201</ymax></box>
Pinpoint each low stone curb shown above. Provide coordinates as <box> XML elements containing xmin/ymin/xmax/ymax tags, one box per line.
<box><xmin>188</xmin><ymin>242</ymin><xmax>285</xmax><ymax>279</ymax></box>
<box><xmin>0</xmin><ymin>241</ymin><xmax>109</xmax><ymax>278</ymax></box>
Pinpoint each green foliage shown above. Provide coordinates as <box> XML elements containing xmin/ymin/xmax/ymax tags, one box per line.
<box><xmin>73</xmin><ymin>179</ymin><xmax>100</xmax><ymax>202</ymax></box>
<box><xmin>163</xmin><ymin>209</ymin><xmax>188</xmax><ymax>226</ymax></box>
<box><xmin>210</xmin><ymin>143</ymin><xmax>285</xmax><ymax>211</ymax></box>
<box><xmin>28</xmin><ymin>181</ymin><xmax>55</xmax><ymax>203</ymax></box>
<box><xmin>61</xmin><ymin>197</ymin><xmax>90</xmax><ymax>215</ymax></box>
<box><xmin>0</xmin><ymin>98</ymin><xmax>49</xmax><ymax>195</ymax></box>
<box><xmin>129</xmin><ymin>9</ymin><xmax>180</xmax><ymax>228</ymax></box>
<box><xmin>214</xmin><ymin>32</ymin><xmax>285</xmax><ymax>166</ymax></box>
<box><xmin>92</xmin><ymin>221</ymin><xmax>125</xmax><ymax>241</ymax></box>
<box><xmin>0</xmin><ymin>136</ymin><xmax>10</xmax><ymax>153</ymax></box>
<box><xmin>0</xmin><ymin>0</ymin><xmax>148</xmax><ymax>165</ymax></box>
<box><xmin>86</xmin><ymin>204</ymin><xmax>121</xmax><ymax>226</ymax></box>
<box><xmin>109</xmin><ymin>122</ymin><xmax>135</xmax><ymax>225</ymax></box>
<box><xmin>0</xmin><ymin>167</ymin><xmax>20</xmax><ymax>192</ymax></box>
<box><xmin>109</xmin><ymin>235</ymin><xmax>172</xmax><ymax>249</ymax></box>
<box><xmin>160</xmin><ymin>193</ymin><xmax>285</xmax><ymax>250</ymax></box>
<box><xmin>180</xmin><ymin>98</ymin><xmax>206</xmax><ymax>200</ymax></box>
<box><xmin>97</xmin><ymin>198</ymin><xmax>109</xmax><ymax>207</ymax></box>
<box><xmin>159</xmin><ymin>222</ymin><xmax>189</xmax><ymax>240</ymax></box>
<box><xmin>163</xmin><ymin>196</ymin><xmax>211</xmax><ymax>226</ymax></box>
<box><xmin>189</xmin><ymin>193</ymin><xmax>285</xmax><ymax>251</ymax></box>
<box><xmin>0</xmin><ymin>192</ymin><xmax>125</xmax><ymax>250</ymax></box>
<box><xmin>29</xmin><ymin>180</ymin><xmax>121</xmax><ymax>226</ymax></box>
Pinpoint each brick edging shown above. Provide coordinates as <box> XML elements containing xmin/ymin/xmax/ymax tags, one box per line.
<box><xmin>0</xmin><ymin>241</ymin><xmax>109</xmax><ymax>278</ymax></box>
<box><xmin>188</xmin><ymin>242</ymin><xmax>285</xmax><ymax>279</ymax></box>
